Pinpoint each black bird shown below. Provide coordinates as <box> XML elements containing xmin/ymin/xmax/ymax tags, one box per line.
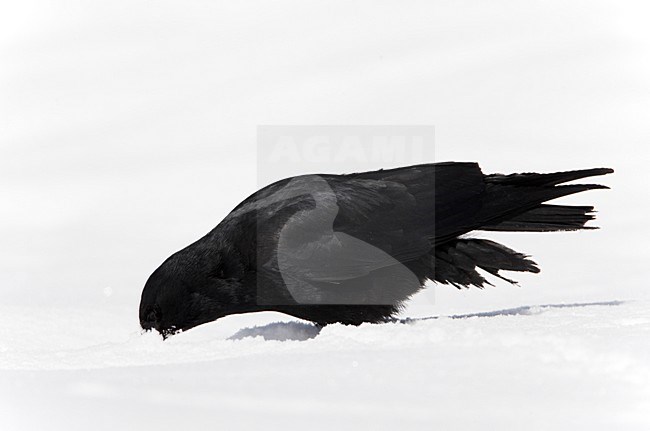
<box><xmin>139</xmin><ymin>162</ymin><xmax>612</xmax><ymax>338</ymax></box>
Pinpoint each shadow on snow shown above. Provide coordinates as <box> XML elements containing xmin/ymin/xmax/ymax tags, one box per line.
<box><xmin>228</xmin><ymin>300</ymin><xmax>625</xmax><ymax>342</ymax></box>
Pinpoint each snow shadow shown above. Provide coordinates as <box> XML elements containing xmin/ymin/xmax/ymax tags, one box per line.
<box><xmin>400</xmin><ymin>300</ymin><xmax>626</xmax><ymax>323</ymax></box>
<box><xmin>228</xmin><ymin>301</ymin><xmax>625</xmax><ymax>341</ymax></box>
<box><xmin>228</xmin><ymin>321</ymin><xmax>322</xmax><ymax>341</ymax></box>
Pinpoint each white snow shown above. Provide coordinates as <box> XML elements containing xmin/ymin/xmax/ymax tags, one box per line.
<box><xmin>1</xmin><ymin>301</ymin><xmax>649</xmax><ymax>430</ymax></box>
<box><xmin>2</xmin><ymin>0</ymin><xmax>650</xmax><ymax>430</ymax></box>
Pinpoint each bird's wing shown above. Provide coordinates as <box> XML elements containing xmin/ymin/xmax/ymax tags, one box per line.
<box><xmin>343</xmin><ymin>162</ymin><xmax>486</xmax><ymax>246</ymax></box>
<box><xmin>246</xmin><ymin>174</ymin><xmax>427</xmax><ymax>305</ymax></box>
<box><xmin>212</xmin><ymin>163</ymin><xmax>490</xmax><ymax>305</ymax></box>
<box><xmin>222</xmin><ymin>163</ymin><xmax>486</xmax><ymax>283</ymax></box>
<box><xmin>225</xmin><ymin>175</ymin><xmax>420</xmax><ymax>282</ymax></box>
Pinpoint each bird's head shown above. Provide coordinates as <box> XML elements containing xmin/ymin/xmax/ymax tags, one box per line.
<box><xmin>139</xmin><ymin>246</ymin><xmax>246</xmax><ymax>339</ymax></box>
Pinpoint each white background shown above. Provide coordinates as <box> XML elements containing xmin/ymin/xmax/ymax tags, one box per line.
<box><xmin>1</xmin><ymin>1</ymin><xmax>649</xmax><ymax>430</ymax></box>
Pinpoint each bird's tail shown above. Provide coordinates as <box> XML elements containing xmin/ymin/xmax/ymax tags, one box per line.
<box><xmin>428</xmin><ymin>167</ymin><xmax>613</xmax><ymax>288</ymax></box>
<box><xmin>480</xmin><ymin>167</ymin><xmax>613</xmax><ymax>232</ymax></box>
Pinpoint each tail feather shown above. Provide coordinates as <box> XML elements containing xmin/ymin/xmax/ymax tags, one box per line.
<box><xmin>477</xmin><ymin>169</ymin><xmax>613</xmax><ymax>232</ymax></box>
<box><xmin>482</xmin><ymin>204</ymin><xmax>598</xmax><ymax>232</ymax></box>
<box><xmin>486</xmin><ymin>167</ymin><xmax>614</xmax><ymax>187</ymax></box>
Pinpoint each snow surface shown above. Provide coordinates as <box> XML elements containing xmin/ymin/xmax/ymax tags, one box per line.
<box><xmin>2</xmin><ymin>0</ymin><xmax>650</xmax><ymax>430</ymax></box>
<box><xmin>2</xmin><ymin>301</ymin><xmax>650</xmax><ymax>430</ymax></box>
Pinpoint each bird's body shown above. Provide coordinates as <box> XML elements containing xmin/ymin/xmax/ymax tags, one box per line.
<box><xmin>139</xmin><ymin>162</ymin><xmax>612</xmax><ymax>338</ymax></box>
